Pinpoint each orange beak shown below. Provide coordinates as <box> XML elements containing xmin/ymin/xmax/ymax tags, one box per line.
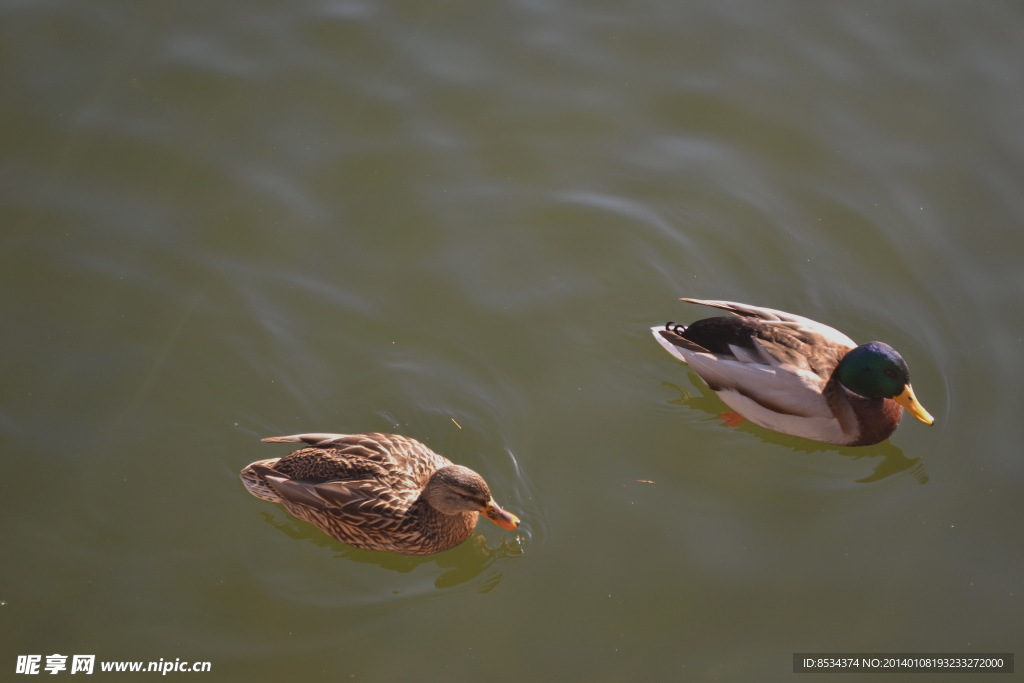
<box><xmin>483</xmin><ymin>500</ymin><xmax>520</xmax><ymax>531</ymax></box>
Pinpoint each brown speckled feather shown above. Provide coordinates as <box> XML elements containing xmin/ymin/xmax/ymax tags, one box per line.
<box><xmin>240</xmin><ymin>432</ymin><xmax>517</xmax><ymax>555</ymax></box>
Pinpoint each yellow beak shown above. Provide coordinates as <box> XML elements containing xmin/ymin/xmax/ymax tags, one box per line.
<box><xmin>894</xmin><ymin>383</ymin><xmax>935</xmax><ymax>425</ymax></box>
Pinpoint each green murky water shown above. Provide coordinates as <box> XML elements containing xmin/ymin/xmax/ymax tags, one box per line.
<box><xmin>3</xmin><ymin>1</ymin><xmax>1023</xmax><ymax>680</ymax></box>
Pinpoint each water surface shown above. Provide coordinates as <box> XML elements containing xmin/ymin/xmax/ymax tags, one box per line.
<box><xmin>3</xmin><ymin>1</ymin><xmax>1023</xmax><ymax>680</ymax></box>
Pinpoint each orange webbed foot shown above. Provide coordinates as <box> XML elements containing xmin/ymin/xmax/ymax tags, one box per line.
<box><xmin>720</xmin><ymin>411</ymin><xmax>745</xmax><ymax>428</ymax></box>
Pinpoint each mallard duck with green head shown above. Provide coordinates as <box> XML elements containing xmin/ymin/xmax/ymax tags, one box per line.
<box><xmin>651</xmin><ymin>298</ymin><xmax>935</xmax><ymax>446</ymax></box>
<box><xmin>241</xmin><ymin>432</ymin><xmax>520</xmax><ymax>555</ymax></box>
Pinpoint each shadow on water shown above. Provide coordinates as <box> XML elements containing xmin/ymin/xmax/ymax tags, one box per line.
<box><xmin>659</xmin><ymin>379</ymin><xmax>928</xmax><ymax>486</ymax></box>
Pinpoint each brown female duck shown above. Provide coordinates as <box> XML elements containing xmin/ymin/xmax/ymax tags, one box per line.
<box><xmin>651</xmin><ymin>298</ymin><xmax>935</xmax><ymax>446</ymax></box>
<box><xmin>241</xmin><ymin>432</ymin><xmax>520</xmax><ymax>555</ymax></box>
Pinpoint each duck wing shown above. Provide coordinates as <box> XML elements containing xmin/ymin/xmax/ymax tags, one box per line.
<box><xmin>255</xmin><ymin>432</ymin><xmax>449</xmax><ymax>514</ymax></box>
<box><xmin>654</xmin><ymin>299</ymin><xmax>857</xmax><ymax>421</ymax></box>
<box><xmin>251</xmin><ymin>463</ymin><xmax>409</xmax><ymax>533</ymax></box>
<box><xmin>678</xmin><ymin>298</ymin><xmax>856</xmax><ymax>348</ymax></box>
<box><xmin>261</xmin><ymin>433</ymin><xmax>446</xmax><ymax>475</ymax></box>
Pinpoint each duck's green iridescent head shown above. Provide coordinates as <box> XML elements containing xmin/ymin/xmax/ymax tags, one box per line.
<box><xmin>837</xmin><ymin>342</ymin><xmax>935</xmax><ymax>425</ymax></box>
